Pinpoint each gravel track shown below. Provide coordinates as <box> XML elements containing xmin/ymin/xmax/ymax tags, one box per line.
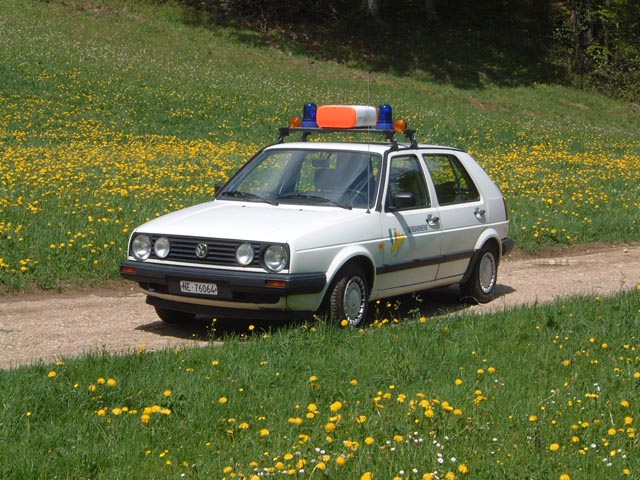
<box><xmin>1</xmin><ymin>243</ymin><xmax>639</xmax><ymax>370</ymax></box>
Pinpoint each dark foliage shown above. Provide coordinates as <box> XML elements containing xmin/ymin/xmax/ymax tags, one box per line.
<box><xmin>175</xmin><ymin>0</ymin><xmax>640</xmax><ymax>99</ymax></box>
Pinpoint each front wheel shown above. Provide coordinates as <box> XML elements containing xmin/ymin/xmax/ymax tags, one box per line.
<box><xmin>460</xmin><ymin>244</ymin><xmax>498</xmax><ymax>303</ymax></box>
<box><xmin>326</xmin><ymin>265</ymin><xmax>370</xmax><ymax>327</ymax></box>
<box><xmin>154</xmin><ymin>306</ymin><xmax>196</xmax><ymax>324</ymax></box>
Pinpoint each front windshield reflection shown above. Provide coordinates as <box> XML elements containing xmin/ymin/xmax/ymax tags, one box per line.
<box><xmin>221</xmin><ymin>149</ymin><xmax>382</xmax><ymax>209</ymax></box>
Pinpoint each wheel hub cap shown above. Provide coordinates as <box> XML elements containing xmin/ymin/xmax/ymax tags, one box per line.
<box><xmin>344</xmin><ymin>277</ymin><xmax>365</xmax><ymax>323</ymax></box>
<box><xmin>478</xmin><ymin>252</ymin><xmax>497</xmax><ymax>293</ymax></box>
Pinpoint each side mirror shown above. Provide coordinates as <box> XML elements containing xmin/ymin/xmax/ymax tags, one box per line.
<box><xmin>388</xmin><ymin>192</ymin><xmax>416</xmax><ymax>210</ymax></box>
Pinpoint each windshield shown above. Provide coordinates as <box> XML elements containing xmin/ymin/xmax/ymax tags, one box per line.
<box><xmin>219</xmin><ymin>148</ymin><xmax>382</xmax><ymax>209</ymax></box>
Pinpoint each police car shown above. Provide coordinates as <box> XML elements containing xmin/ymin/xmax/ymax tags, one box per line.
<box><xmin>120</xmin><ymin>104</ymin><xmax>514</xmax><ymax>327</ymax></box>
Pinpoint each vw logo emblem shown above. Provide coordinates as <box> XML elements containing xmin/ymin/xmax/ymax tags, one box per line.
<box><xmin>195</xmin><ymin>243</ymin><xmax>209</xmax><ymax>259</ymax></box>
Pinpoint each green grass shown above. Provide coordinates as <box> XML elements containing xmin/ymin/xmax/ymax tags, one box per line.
<box><xmin>1</xmin><ymin>0</ymin><xmax>640</xmax><ymax>291</ymax></box>
<box><xmin>1</xmin><ymin>290</ymin><xmax>638</xmax><ymax>478</ymax></box>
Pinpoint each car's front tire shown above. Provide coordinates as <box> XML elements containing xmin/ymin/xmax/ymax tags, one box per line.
<box><xmin>460</xmin><ymin>244</ymin><xmax>498</xmax><ymax>303</ymax></box>
<box><xmin>154</xmin><ymin>306</ymin><xmax>196</xmax><ymax>324</ymax></box>
<box><xmin>326</xmin><ymin>264</ymin><xmax>370</xmax><ymax>327</ymax></box>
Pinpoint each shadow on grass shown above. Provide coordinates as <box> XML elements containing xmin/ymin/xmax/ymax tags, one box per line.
<box><xmin>182</xmin><ymin>3</ymin><xmax>565</xmax><ymax>90</ymax></box>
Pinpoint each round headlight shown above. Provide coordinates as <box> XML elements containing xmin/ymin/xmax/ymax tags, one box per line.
<box><xmin>132</xmin><ymin>234</ymin><xmax>152</xmax><ymax>261</ymax></box>
<box><xmin>236</xmin><ymin>243</ymin><xmax>255</xmax><ymax>266</ymax></box>
<box><xmin>154</xmin><ymin>236</ymin><xmax>171</xmax><ymax>259</ymax></box>
<box><xmin>263</xmin><ymin>245</ymin><xmax>288</xmax><ymax>272</ymax></box>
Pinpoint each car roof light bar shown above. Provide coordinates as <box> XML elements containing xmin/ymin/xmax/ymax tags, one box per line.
<box><xmin>278</xmin><ymin>103</ymin><xmax>418</xmax><ymax>148</ymax></box>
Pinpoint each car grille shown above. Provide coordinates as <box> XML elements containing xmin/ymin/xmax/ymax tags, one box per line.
<box><xmin>147</xmin><ymin>235</ymin><xmax>264</xmax><ymax>268</ymax></box>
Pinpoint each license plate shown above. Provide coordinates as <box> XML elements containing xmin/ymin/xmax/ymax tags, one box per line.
<box><xmin>180</xmin><ymin>280</ymin><xmax>218</xmax><ymax>296</ymax></box>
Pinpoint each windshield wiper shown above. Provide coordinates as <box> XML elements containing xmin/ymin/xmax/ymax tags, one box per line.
<box><xmin>277</xmin><ymin>193</ymin><xmax>352</xmax><ymax>210</ymax></box>
<box><xmin>220</xmin><ymin>190</ymin><xmax>279</xmax><ymax>205</ymax></box>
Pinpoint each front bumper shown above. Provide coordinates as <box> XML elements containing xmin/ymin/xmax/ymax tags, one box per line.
<box><xmin>120</xmin><ymin>261</ymin><xmax>326</xmax><ymax>306</ymax></box>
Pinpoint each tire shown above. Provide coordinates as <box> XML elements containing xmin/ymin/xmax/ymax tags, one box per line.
<box><xmin>154</xmin><ymin>306</ymin><xmax>196</xmax><ymax>324</ymax></box>
<box><xmin>327</xmin><ymin>264</ymin><xmax>370</xmax><ymax>327</ymax></box>
<box><xmin>460</xmin><ymin>244</ymin><xmax>498</xmax><ymax>304</ymax></box>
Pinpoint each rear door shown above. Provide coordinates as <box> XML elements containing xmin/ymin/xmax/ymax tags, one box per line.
<box><xmin>422</xmin><ymin>153</ymin><xmax>486</xmax><ymax>281</ymax></box>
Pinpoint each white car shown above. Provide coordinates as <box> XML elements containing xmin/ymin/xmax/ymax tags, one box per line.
<box><xmin>121</xmin><ymin>104</ymin><xmax>513</xmax><ymax>326</ymax></box>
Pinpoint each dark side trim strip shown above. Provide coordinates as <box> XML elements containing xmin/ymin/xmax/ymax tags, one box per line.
<box><xmin>376</xmin><ymin>250</ymin><xmax>473</xmax><ymax>275</ymax></box>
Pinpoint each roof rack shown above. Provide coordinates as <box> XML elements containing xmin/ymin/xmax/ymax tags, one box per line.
<box><xmin>277</xmin><ymin>126</ymin><xmax>418</xmax><ymax>150</ymax></box>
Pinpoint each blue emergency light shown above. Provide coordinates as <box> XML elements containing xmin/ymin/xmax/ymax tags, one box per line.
<box><xmin>376</xmin><ymin>104</ymin><xmax>393</xmax><ymax>130</ymax></box>
<box><xmin>301</xmin><ymin>103</ymin><xmax>318</xmax><ymax>127</ymax></box>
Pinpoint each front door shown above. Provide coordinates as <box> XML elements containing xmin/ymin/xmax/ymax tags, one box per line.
<box><xmin>374</xmin><ymin>154</ymin><xmax>443</xmax><ymax>297</ymax></box>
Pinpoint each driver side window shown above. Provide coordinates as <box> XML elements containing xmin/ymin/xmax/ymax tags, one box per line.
<box><xmin>386</xmin><ymin>155</ymin><xmax>430</xmax><ymax>210</ymax></box>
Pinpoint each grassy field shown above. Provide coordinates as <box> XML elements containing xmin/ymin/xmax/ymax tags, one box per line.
<box><xmin>0</xmin><ymin>1</ymin><xmax>639</xmax><ymax>478</ymax></box>
<box><xmin>1</xmin><ymin>291</ymin><xmax>638</xmax><ymax>479</ymax></box>
<box><xmin>1</xmin><ymin>0</ymin><xmax>640</xmax><ymax>291</ymax></box>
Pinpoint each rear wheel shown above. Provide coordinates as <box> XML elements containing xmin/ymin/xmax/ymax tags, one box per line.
<box><xmin>154</xmin><ymin>306</ymin><xmax>196</xmax><ymax>324</ymax></box>
<box><xmin>460</xmin><ymin>244</ymin><xmax>498</xmax><ymax>303</ymax></box>
<box><xmin>327</xmin><ymin>265</ymin><xmax>370</xmax><ymax>327</ymax></box>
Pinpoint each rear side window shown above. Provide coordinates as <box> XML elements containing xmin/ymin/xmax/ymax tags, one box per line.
<box><xmin>422</xmin><ymin>154</ymin><xmax>480</xmax><ymax>205</ymax></box>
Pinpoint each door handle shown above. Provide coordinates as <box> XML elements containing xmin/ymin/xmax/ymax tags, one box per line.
<box><xmin>474</xmin><ymin>208</ymin><xmax>486</xmax><ymax>219</ymax></box>
<box><xmin>427</xmin><ymin>214</ymin><xmax>440</xmax><ymax>226</ymax></box>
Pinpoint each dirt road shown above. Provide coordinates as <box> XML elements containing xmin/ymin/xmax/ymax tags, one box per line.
<box><xmin>1</xmin><ymin>243</ymin><xmax>639</xmax><ymax>370</ymax></box>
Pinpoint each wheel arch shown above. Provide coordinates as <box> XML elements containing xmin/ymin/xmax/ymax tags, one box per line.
<box><xmin>324</xmin><ymin>249</ymin><xmax>376</xmax><ymax>297</ymax></box>
<box><xmin>461</xmin><ymin>233</ymin><xmax>501</xmax><ymax>285</ymax></box>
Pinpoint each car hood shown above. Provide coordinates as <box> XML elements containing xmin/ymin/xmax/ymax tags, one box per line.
<box><xmin>134</xmin><ymin>200</ymin><xmax>374</xmax><ymax>245</ymax></box>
